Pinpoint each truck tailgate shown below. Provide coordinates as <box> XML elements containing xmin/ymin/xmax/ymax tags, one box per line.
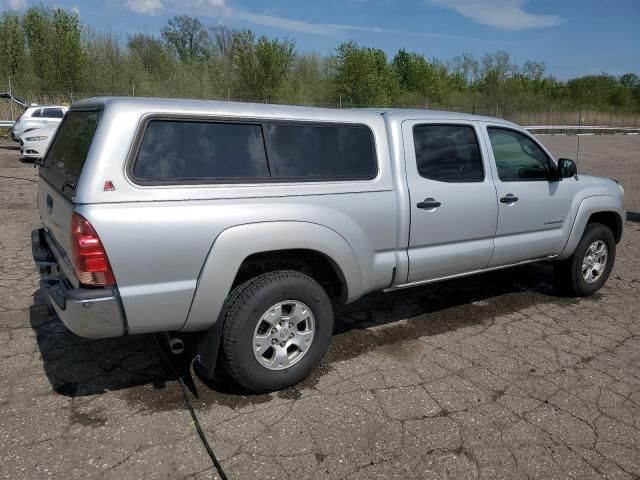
<box><xmin>36</xmin><ymin>109</ymin><xmax>102</xmax><ymax>285</ymax></box>
<box><xmin>37</xmin><ymin>177</ymin><xmax>75</xmax><ymax>274</ymax></box>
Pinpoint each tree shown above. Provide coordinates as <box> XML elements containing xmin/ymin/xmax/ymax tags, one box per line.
<box><xmin>619</xmin><ymin>73</ymin><xmax>640</xmax><ymax>108</ymax></box>
<box><xmin>50</xmin><ymin>8</ymin><xmax>85</xmax><ymax>91</ymax></box>
<box><xmin>521</xmin><ymin>61</ymin><xmax>545</xmax><ymax>82</ymax></box>
<box><xmin>287</xmin><ymin>52</ymin><xmax>330</xmax><ymax>104</ymax></box>
<box><xmin>392</xmin><ymin>49</ymin><xmax>451</xmax><ymax>101</ymax></box>
<box><xmin>22</xmin><ymin>5</ymin><xmax>56</xmax><ymax>88</ymax></box>
<box><xmin>22</xmin><ymin>6</ymin><xmax>84</xmax><ymax>92</ymax></box>
<box><xmin>333</xmin><ymin>41</ymin><xmax>399</xmax><ymax>106</ymax></box>
<box><xmin>127</xmin><ymin>33</ymin><xmax>170</xmax><ymax>76</ymax></box>
<box><xmin>232</xmin><ymin>30</ymin><xmax>295</xmax><ymax>100</ymax></box>
<box><xmin>161</xmin><ymin>15</ymin><xmax>209</xmax><ymax>62</ymax></box>
<box><xmin>254</xmin><ymin>35</ymin><xmax>295</xmax><ymax>100</ymax></box>
<box><xmin>566</xmin><ymin>74</ymin><xmax>622</xmax><ymax>108</ymax></box>
<box><xmin>1</xmin><ymin>6</ymin><xmax>639</xmax><ymax>115</ymax></box>
<box><xmin>0</xmin><ymin>12</ymin><xmax>27</xmax><ymax>82</ymax></box>
<box><xmin>478</xmin><ymin>50</ymin><xmax>514</xmax><ymax>93</ymax></box>
<box><xmin>450</xmin><ymin>53</ymin><xmax>479</xmax><ymax>86</ymax></box>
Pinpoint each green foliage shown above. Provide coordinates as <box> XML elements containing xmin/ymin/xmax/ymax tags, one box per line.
<box><xmin>0</xmin><ymin>7</ymin><xmax>638</xmax><ymax>116</ymax></box>
<box><xmin>21</xmin><ymin>5</ymin><xmax>84</xmax><ymax>92</ymax></box>
<box><xmin>127</xmin><ymin>33</ymin><xmax>170</xmax><ymax>77</ymax></box>
<box><xmin>161</xmin><ymin>15</ymin><xmax>209</xmax><ymax>62</ymax></box>
<box><xmin>391</xmin><ymin>49</ymin><xmax>450</xmax><ymax>102</ymax></box>
<box><xmin>333</xmin><ymin>41</ymin><xmax>399</xmax><ymax>106</ymax></box>
<box><xmin>232</xmin><ymin>30</ymin><xmax>296</xmax><ymax>100</ymax></box>
<box><xmin>0</xmin><ymin>12</ymin><xmax>26</xmax><ymax>81</ymax></box>
<box><xmin>51</xmin><ymin>8</ymin><xmax>85</xmax><ymax>91</ymax></box>
<box><xmin>285</xmin><ymin>52</ymin><xmax>332</xmax><ymax>105</ymax></box>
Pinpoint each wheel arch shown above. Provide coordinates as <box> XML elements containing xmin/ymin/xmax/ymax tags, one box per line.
<box><xmin>558</xmin><ymin>195</ymin><xmax>624</xmax><ymax>260</ymax></box>
<box><xmin>586</xmin><ymin>211</ymin><xmax>623</xmax><ymax>243</ymax></box>
<box><xmin>231</xmin><ymin>248</ymin><xmax>348</xmax><ymax>302</ymax></box>
<box><xmin>181</xmin><ymin>221</ymin><xmax>363</xmax><ymax>333</ymax></box>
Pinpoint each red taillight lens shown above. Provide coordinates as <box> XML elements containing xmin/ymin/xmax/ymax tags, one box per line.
<box><xmin>70</xmin><ymin>213</ymin><xmax>115</xmax><ymax>287</ymax></box>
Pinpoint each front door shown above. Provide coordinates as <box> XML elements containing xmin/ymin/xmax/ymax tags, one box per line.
<box><xmin>482</xmin><ymin>124</ymin><xmax>572</xmax><ymax>267</ymax></box>
<box><xmin>403</xmin><ymin>121</ymin><xmax>499</xmax><ymax>283</ymax></box>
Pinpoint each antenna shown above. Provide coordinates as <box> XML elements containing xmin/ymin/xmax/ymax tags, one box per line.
<box><xmin>575</xmin><ymin>85</ymin><xmax>583</xmax><ymax>167</ymax></box>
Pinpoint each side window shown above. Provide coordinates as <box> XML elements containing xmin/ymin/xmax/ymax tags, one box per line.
<box><xmin>43</xmin><ymin>108</ymin><xmax>64</xmax><ymax>118</ymax></box>
<box><xmin>31</xmin><ymin>109</ymin><xmax>42</xmax><ymax>118</ymax></box>
<box><xmin>412</xmin><ymin>124</ymin><xmax>484</xmax><ymax>182</ymax></box>
<box><xmin>487</xmin><ymin>127</ymin><xmax>551</xmax><ymax>182</ymax></box>
<box><xmin>263</xmin><ymin>123</ymin><xmax>377</xmax><ymax>179</ymax></box>
<box><xmin>133</xmin><ymin>120</ymin><xmax>270</xmax><ymax>181</ymax></box>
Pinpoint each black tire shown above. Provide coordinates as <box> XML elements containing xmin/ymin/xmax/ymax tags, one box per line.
<box><xmin>554</xmin><ymin>223</ymin><xmax>615</xmax><ymax>297</ymax></box>
<box><xmin>220</xmin><ymin>270</ymin><xmax>333</xmax><ymax>393</ymax></box>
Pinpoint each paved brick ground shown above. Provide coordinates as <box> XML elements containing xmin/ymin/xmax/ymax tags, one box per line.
<box><xmin>0</xmin><ymin>135</ymin><xmax>639</xmax><ymax>479</ymax></box>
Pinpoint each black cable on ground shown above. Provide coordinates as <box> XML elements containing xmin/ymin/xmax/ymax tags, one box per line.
<box><xmin>154</xmin><ymin>335</ymin><xmax>229</xmax><ymax>480</ymax></box>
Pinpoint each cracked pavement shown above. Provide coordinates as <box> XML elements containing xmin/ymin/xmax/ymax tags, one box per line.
<box><xmin>1</xmin><ymin>135</ymin><xmax>639</xmax><ymax>479</ymax></box>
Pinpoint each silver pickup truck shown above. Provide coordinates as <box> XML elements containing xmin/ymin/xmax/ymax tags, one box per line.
<box><xmin>32</xmin><ymin>97</ymin><xmax>625</xmax><ymax>392</ymax></box>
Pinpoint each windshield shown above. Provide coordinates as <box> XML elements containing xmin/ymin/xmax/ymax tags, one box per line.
<box><xmin>39</xmin><ymin>110</ymin><xmax>101</xmax><ymax>197</ymax></box>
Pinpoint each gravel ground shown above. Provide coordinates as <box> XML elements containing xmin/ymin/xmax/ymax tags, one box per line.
<box><xmin>0</xmin><ymin>135</ymin><xmax>639</xmax><ymax>479</ymax></box>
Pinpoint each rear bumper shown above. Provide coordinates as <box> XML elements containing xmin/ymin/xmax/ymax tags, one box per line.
<box><xmin>32</xmin><ymin>228</ymin><xmax>126</xmax><ymax>338</ymax></box>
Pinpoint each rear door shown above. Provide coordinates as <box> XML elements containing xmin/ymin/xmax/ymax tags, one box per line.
<box><xmin>38</xmin><ymin>110</ymin><xmax>101</xmax><ymax>264</ymax></box>
<box><xmin>402</xmin><ymin>120</ymin><xmax>498</xmax><ymax>283</ymax></box>
<box><xmin>482</xmin><ymin>124</ymin><xmax>572</xmax><ymax>266</ymax></box>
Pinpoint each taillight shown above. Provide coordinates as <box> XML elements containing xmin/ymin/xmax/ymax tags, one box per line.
<box><xmin>70</xmin><ymin>212</ymin><xmax>115</xmax><ymax>287</ymax></box>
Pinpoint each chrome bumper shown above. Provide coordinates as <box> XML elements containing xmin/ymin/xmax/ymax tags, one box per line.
<box><xmin>32</xmin><ymin>228</ymin><xmax>126</xmax><ymax>338</ymax></box>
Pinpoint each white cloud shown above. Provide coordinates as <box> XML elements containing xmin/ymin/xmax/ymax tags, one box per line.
<box><xmin>126</xmin><ymin>0</ymin><xmax>164</xmax><ymax>15</ymax></box>
<box><xmin>427</xmin><ymin>0</ymin><xmax>563</xmax><ymax>30</ymax></box>
<box><xmin>0</xmin><ymin>0</ymin><xmax>27</xmax><ymax>9</ymax></box>
<box><xmin>327</xmin><ymin>22</ymin><xmax>476</xmax><ymax>40</ymax></box>
<box><xmin>71</xmin><ymin>5</ymin><xmax>80</xmax><ymax>15</ymax></box>
<box><xmin>233</xmin><ymin>10</ymin><xmax>337</xmax><ymax>36</ymax></box>
<box><xmin>122</xmin><ymin>0</ymin><xmax>477</xmax><ymax>40</ymax></box>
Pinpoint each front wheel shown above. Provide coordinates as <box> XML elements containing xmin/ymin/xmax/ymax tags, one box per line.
<box><xmin>554</xmin><ymin>223</ymin><xmax>616</xmax><ymax>296</ymax></box>
<box><xmin>220</xmin><ymin>270</ymin><xmax>333</xmax><ymax>393</ymax></box>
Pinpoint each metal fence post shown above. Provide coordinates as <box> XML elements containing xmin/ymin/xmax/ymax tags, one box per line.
<box><xmin>8</xmin><ymin>77</ymin><xmax>15</xmax><ymax>121</ymax></box>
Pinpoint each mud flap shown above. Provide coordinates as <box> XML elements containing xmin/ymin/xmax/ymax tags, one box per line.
<box><xmin>194</xmin><ymin>319</ymin><xmax>225</xmax><ymax>379</ymax></box>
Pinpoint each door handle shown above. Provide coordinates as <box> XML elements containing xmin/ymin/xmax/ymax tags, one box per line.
<box><xmin>417</xmin><ymin>198</ymin><xmax>441</xmax><ymax>210</ymax></box>
<box><xmin>500</xmin><ymin>194</ymin><xmax>519</xmax><ymax>204</ymax></box>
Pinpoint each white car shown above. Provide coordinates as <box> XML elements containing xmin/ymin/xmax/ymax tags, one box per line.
<box><xmin>19</xmin><ymin>126</ymin><xmax>57</xmax><ymax>160</ymax></box>
<box><xmin>10</xmin><ymin>105</ymin><xmax>67</xmax><ymax>141</ymax></box>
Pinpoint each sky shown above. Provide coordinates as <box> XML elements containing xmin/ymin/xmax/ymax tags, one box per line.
<box><xmin>1</xmin><ymin>0</ymin><xmax>639</xmax><ymax>79</ymax></box>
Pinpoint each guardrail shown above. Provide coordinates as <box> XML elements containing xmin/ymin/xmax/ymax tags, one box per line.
<box><xmin>525</xmin><ymin>125</ymin><xmax>640</xmax><ymax>134</ymax></box>
<box><xmin>0</xmin><ymin>120</ymin><xmax>15</xmax><ymax>128</ymax></box>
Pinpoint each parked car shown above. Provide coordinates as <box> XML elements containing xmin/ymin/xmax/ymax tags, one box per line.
<box><xmin>19</xmin><ymin>126</ymin><xmax>57</xmax><ymax>160</ymax></box>
<box><xmin>32</xmin><ymin>97</ymin><xmax>625</xmax><ymax>392</ymax></box>
<box><xmin>10</xmin><ymin>105</ymin><xmax>67</xmax><ymax>141</ymax></box>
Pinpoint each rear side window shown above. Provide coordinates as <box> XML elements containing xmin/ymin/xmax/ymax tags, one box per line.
<box><xmin>133</xmin><ymin>120</ymin><xmax>269</xmax><ymax>181</ymax></box>
<box><xmin>413</xmin><ymin>124</ymin><xmax>484</xmax><ymax>182</ymax></box>
<box><xmin>263</xmin><ymin>123</ymin><xmax>376</xmax><ymax>179</ymax></box>
<box><xmin>132</xmin><ymin>119</ymin><xmax>377</xmax><ymax>183</ymax></box>
<box><xmin>42</xmin><ymin>108</ymin><xmax>64</xmax><ymax>118</ymax></box>
<box><xmin>40</xmin><ymin>110</ymin><xmax>101</xmax><ymax>195</ymax></box>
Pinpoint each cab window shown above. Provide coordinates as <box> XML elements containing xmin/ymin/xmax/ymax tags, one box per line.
<box><xmin>413</xmin><ymin>124</ymin><xmax>484</xmax><ymax>182</ymax></box>
<box><xmin>487</xmin><ymin>127</ymin><xmax>551</xmax><ymax>182</ymax></box>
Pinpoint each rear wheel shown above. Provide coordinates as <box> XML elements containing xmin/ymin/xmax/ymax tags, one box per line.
<box><xmin>554</xmin><ymin>223</ymin><xmax>615</xmax><ymax>296</ymax></box>
<box><xmin>220</xmin><ymin>270</ymin><xmax>333</xmax><ymax>392</ymax></box>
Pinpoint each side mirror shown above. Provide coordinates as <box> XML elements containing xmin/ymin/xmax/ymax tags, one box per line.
<box><xmin>557</xmin><ymin>158</ymin><xmax>577</xmax><ymax>178</ymax></box>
